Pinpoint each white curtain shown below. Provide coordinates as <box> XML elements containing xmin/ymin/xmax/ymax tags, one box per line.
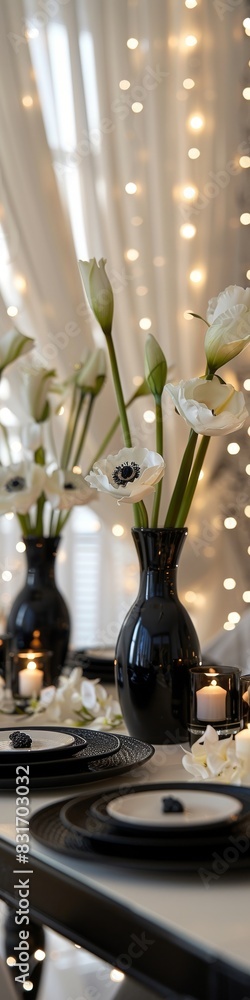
<box><xmin>0</xmin><ymin>0</ymin><xmax>249</xmax><ymax>647</ymax></box>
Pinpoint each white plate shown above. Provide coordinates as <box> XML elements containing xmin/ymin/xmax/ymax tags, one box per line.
<box><xmin>106</xmin><ymin>789</ymin><xmax>243</xmax><ymax>829</ymax></box>
<box><xmin>0</xmin><ymin>729</ymin><xmax>75</xmax><ymax>754</ymax></box>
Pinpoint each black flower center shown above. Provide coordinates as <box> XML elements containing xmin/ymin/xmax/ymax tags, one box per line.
<box><xmin>64</xmin><ymin>482</ymin><xmax>75</xmax><ymax>490</ymax></box>
<box><xmin>112</xmin><ymin>461</ymin><xmax>140</xmax><ymax>488</ymax></box>
<box><xmin>5</xmin><ymin>477</ymin><xmax>26</xmax><ymax>493</ymax></box>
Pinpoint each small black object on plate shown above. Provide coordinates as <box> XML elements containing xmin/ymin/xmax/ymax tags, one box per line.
<box><xmin>162</xmin><ymin>796</ymin><xmax>184</xmax><ymax>814</ymax></box>
<box><xmin>9</xmin><ymin>731</ymin><xmax>32</xmax><ymax>749</ymax></box>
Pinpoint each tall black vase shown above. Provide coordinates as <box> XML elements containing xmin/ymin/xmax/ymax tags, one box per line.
<box><xmin>115</xmin><ymin>528</ymin><xmax>201</xmax><ymax>744</ymax></box>
<box><xmin>7</xmin><ymin>536</ymin><xmax>70</xmax><ymax>685</ymax></box>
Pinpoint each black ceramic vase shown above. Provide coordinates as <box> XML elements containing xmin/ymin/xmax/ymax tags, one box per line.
<box><xmin>115</xmin><ymin>528</ymin><xmax>201</xmax><ymax>744</ymax></box>
<box><xmin>7</xmin><ymin>536</ymin><xmax>70</xmax><ymax>685</ymax></box>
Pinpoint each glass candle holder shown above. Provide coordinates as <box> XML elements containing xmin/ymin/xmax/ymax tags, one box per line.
<box><xmin>11</xmin><ymin>649</ymin><xmax>52</xmax><ymax>704</ymax></box>
<box><xmin>188</xmin><ymin>665</ymin><xmax>241</xmax><ymax>745</ymax></box>
<box><xmin>240</xmin><ymin>674</ymin><xmax>250</xmax><ymax>728</ymax></box>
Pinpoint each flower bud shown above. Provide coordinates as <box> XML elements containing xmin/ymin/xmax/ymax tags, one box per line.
<box><xmin>144</xmin><ymin>335</ymin><xmax>167</xmax><ymax>400</ymax></box>
<box><xmin>78</xmin><ymin>258</ymin><xmax>114</xmax><ymax>338</ymax></box>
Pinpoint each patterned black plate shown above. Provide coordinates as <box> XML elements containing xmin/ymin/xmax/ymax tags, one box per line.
<box><xmin>30</xmin><ymin>783</ymin><xmax>250</xmax><ymax>871</ymax></box>
<box><xmin>0</xmin><ymin>734</ymin><xmax>154</xmax><ymax>790</ymax></box>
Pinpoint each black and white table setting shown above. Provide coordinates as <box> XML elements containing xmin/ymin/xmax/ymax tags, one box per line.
<box><xmin>0</xmin><ymin>719</ymin><xmax>250</xmax><ymax>1000</ymax></box>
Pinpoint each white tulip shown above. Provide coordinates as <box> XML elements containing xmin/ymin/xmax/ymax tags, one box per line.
<box><xmin>205</xmin><ymin>285</ymin><xmax>250</xmax><ymax>371</ymax></box>
<box><xmin>165</xmin><ymin>376</ymin><xmax>247</xmax><ymax>436</ymax></box>
<box><xmin>0</xmin><ymin>328</ymin><xmax>33</xmax><ymax>372</ymax></box>
<box><xmin>85</xmin><ymin>447</ymin><xmax>165</xmax><ymax>503</ymax></box>
<box><xmin>21</xmin><ymin>365</ymin><xmax>56</xmax><ymax>422</ymax></box>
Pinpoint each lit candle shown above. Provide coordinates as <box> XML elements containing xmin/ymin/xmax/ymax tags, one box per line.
<box><xmin>18</xmin><ymin>660</ymin><xmax>44</xmax><ymax>698</ymax></box>
<box><xmin>235</xmin><ymin>725</ymin><xmax>250</xmax><ymax>762</ymax></box>
<box><xmin>196</xmin><ymin>680</ymin><xmax>227</xmax><ymax>722</ymax></box>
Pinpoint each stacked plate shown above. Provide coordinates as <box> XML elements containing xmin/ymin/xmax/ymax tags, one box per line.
<box><xmin>0</xmin><ymin>727</ymin><xmax>154</xmax><ymax>790</ymax></box>
<box><xmin>30</xmin><ymin>781</ymin><xmax>250</xmax><ymax>872</ymax></box>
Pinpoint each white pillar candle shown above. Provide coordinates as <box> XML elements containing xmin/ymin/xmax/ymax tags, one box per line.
<box><xmin>18</xmin><ymin>661</ymin><xmax>44</xmax><ymax>698</ymax></box>
<box><xmin>235</xmin><ymin>726</ymin><xmax>250</xmax><ymax>761</ymax></box>
<box><xmin>196</xmin><ymin>681</ymin><xmax>227</xmax><ymax>722</ymax></box>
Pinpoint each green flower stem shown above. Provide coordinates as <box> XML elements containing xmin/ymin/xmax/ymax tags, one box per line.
<box><xmin>106</xmin><ymin>335</ymin><xmax>148</xmax><ymax>527</ymax></box>
<box><xmin>151</xmin><ymin>398</ymin><xmax>163</xmax><ymax>529</ymax></box>
<box><xmin>60</xmin><ymin>385</ymin><xmax>79</xmax><ymax>469</ymax></box>
<box><xmin>132</xmin><ymin>501</ymin><xmax>148</xmax><ymax>529</ymax></box>
<box><xmin>72</xmin><ymin>394</ymin><xmax>95</xmax><ymax>468</ymax></box>
<box><xmin>17</xmin><ymin>513</ymin><xmax>31</xmax><ymax>536</ymax></box>
<box><xmin>164</xmin><ymin>430</ymin><xmax>198</xmax><ymax>527</ymax></box>
<box><xmin>106</xmin><ymin>335</ymin><xmax>133</xmax><ymax>448</ymax></box>
<box><xmin>35</xmin><ymin>493</ymin><xmax>46</xmax><ymax>536</ymax></box>
<box><xmin>175</xmin><ymin>435</ymin><xmax>210</xmax><ymax>527</ymax></box>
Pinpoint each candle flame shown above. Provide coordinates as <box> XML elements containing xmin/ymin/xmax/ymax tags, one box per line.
<box><xmin>27</xmin><ymin>661</ymin><xmax>37</xmax><ymax>671</ymax></box>
<box><xmin>210</xmin><ymin>680</ymin><xmax>217</xmax><ymax>687</ymax></box>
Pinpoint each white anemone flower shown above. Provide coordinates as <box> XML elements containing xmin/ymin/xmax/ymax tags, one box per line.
<box><xmin>165</xmin><ymin>375</ymin><xmax>247</xmax><ymax>436</ymax></box>
<box><xmin>205</xmin><ymin>285</ymin><xmax>250</xmax><ymax>371</ymax></box>
<box><xmin>45</xmin><ymin>469</ymin><xmax>93</xmax><ymax>510</ymax></box>
<box><xmin>85</xmin><ymin>447</ymin><xmax>165</xmax><ymax>503</ymax></box>
<box><xmin>0</xmin><ymin>462</ymin><xmax>46</xmax><ymax>514</ymax></box>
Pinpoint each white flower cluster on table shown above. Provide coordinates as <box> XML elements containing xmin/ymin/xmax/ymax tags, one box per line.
<box><xmin>182</xmin><ymin>725</ymin><xmax>244</xmax><ymax>784</ymax></box>
<box><xmin>30</xmin><ymin>667</ymin><xmax>123</xmax><ymax>730</ymax></box>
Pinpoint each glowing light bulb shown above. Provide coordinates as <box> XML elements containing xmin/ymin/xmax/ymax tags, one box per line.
<box><xmin>126</xmin><ymin>248</ymin><xmax>139</xmax><ymax>261</ymax></box>
<box><xmin>185</xmin><ymin>0</ymin><xmax>198</xmax><ymax>6</ymax></box>
<box><xmin>7</xmin><ymin>306</ymin><xmax>18</xmax><ymax>317</ymax></box>
<box><xmin>22</xmin><ymin>95</ymin><xmax>33</xmax><ymax>108</ymax></box>
<box><xmin>244</xmin><ymin>506</ymin><xmax>250</xmax><ymax>518</ymax></box>
<box><xmin>185</xmin><ymin>35</ymin><xmax>198</xmax><ymax>47</ymax></box>
<box><xmin>180</xmin><ymin>223</ymin><xmax>196</xmax><ymax>238</ymax></box>
<box><xmin>183</xmin><ymin>78</ymin><xmax>195</xmax><ymax>90</ymax></box>
<box><xmin>223</xmin><ymin>622</ymin><xmax>235</xmax><ymax>631</ymax></box>
<box><xmin>242</xmin><ymin>88</ymin><xmax>250</xmax><ymax>100</ymax></box>
<box><xmin>127</xmin><ymin>38</ymin><xmax>139</xmax><ymax>49</ymax></box>
<box><xmin>243</xmin><ymin>591</ymin><xmax>250</xmax><ymax>603</ymax></box>
<box><xmin>189</xmin><ymin>114</ymin><xmax>204</xmax><ymax>130</ymax></box>
<box><xmin>143</xmin><ymin>410</ymin><xmax>156</xmax><ymax>423</ymax></box>
<box><xmin>239</xmin><ymin>156</ymin><xmax>250</xmax><ymax>168</ymax></box>
<box><xmin>131</xmin><ymin>102</ymin><xmax>143</xmax><ymax>113</ymax></box>
<box><xmin>119</xmin><ymin>80</ymin><xmax>130</xmax><ymax>90</ymax></box>
<box><xmin>227</xmin><ymin>442</ymin><xmax>240</xmax><ymax>455</ymax></box>
<box><xmin>14</xmin><ymin>274</ymin><xmax>27</xmax><ymax>292</ymax></box>
<box><xmin>228</xmin><ymin>612</ymin><xmax>241</xmax><ymax>624</ymax></box>
<box><xmin>224</xmin><ymin>517</ymin><xmax>237</xmax><ymax>529</ymax></box>
<box><xmin>139</xmin><ymin>317</ymin><xmax>151</xmax><ymax>330</ymax></box>
<box><xmin>112</xmin><ymin>524</ymin><xmax>124</xmax><ymax>537</ymax></box>
<box><xmin>188</xmin><ymin>147</ymin><xmax>200</xmax><ymax>159</ymax></box>
<box><xmin>16</xmin><ymin>542</ymin><xmax>26</xmax><ymax>553</ymax></box>
<box><xmin>189</xmin><ymin>269</ymin><xmax>202</xmax><ymax>283</ymax></box>
<box><xmin>2</xmin><ymin>571</ymin><xmax>12</xmax><ymax>581</ymax></box>
<box><xmin>183</xmin><ymin>185</ymin><xmax>197</xmax><ymax>200</ymax></box>
<box><xmin>223</xmin><ymin>578</ymin><xmax>236</xmax><ymax>590</ymax></box>
<box><xmin>125</xmin><ymin>182</ymin><xmax>137</xmax><ymax>194</ymax></box>
<box><xmin>240</xmin><ymin>213</ymin><xmax>250</xmax><ymax>225</ymax></box>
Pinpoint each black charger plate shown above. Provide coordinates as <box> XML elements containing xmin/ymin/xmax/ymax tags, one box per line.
<box><xmin>30</xmin><ymin>783</ymin><xmax>250</xmax><ymax>871</ymax></box>
<box><xmin>0</xmin><ymin>734</ymin><xmax>154</xmax><ymax>790</ymax></box>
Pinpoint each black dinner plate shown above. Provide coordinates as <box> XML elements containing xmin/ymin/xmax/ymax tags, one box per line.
<box><xmin>0</xmin><ymin>726</ymin><xmax>86</xmax><ymax>762</ymax></box>
<box><xmin>0</xmin><ymin>734</ymin><xmax>154</xmax><ymax>790</ymax></box>
<box><xmin>30</xmin><ymin>783</ymin><xmax>250</xmax><ymax>871</ymax></box>
<box><xmin>0</xmin><ymin>729</ymin><xmax>120</xmax><ymax>776</ymax></box>
<box><xmin>88</xmin><ymin>783</ymin><xmax>244</xmax><ymax>835</ymax></box>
